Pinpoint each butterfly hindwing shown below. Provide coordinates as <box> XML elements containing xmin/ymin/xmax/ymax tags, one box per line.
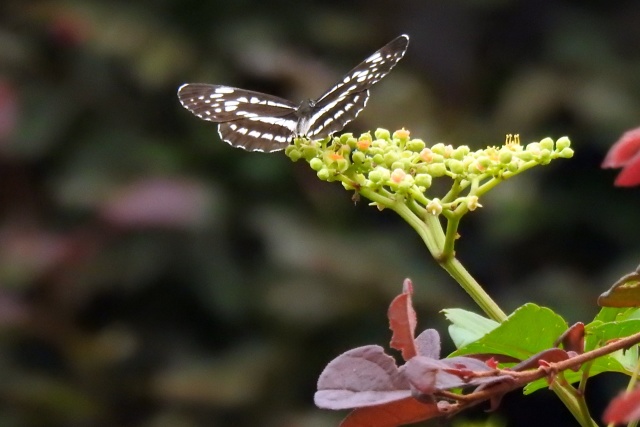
<box><xmin>218</xmin><ymin>115</ymin><xmax>298</xmax><ymax>152</ymax></box>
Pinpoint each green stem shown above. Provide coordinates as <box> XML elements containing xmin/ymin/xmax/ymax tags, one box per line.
<box><xmin>440</xmin><ymin>256</ymin><xmax>507</xmax><ymax>322</ymax></box>
<box><xmin>551</xmin><ymin>383</ymin><xmax>598</xmax><ymax>427</ymax></box>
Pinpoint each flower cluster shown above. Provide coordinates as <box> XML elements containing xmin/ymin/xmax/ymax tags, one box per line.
<box><xmin>285</xmin><ymin>129</ymin><xmax>573</xmax><ymax>216</ymax></box>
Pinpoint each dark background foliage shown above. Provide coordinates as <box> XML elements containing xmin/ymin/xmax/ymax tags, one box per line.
<box><xmin>1</xmin><ymin>1</ymin><xmax>639</xmax><ymax>426</ymax></box>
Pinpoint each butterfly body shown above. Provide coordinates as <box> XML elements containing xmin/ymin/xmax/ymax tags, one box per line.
<box><xmin>178</xmin><ymin>35</ymin><xmax>409</xmax><ymax>152</ymax></box>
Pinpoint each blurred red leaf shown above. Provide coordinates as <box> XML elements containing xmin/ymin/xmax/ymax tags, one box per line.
<box><xmin>101</xmin><ymin>178</ymin><xmax>211</xmax><ymax>229</ymax></box>
<box><xmin>603</xmin><ymin>388</ymin><xmax>640</xmax><ymax>424</ymax></box>
<box><xmin>388</xmin><ymin>278</ymin><xmax>417</xmax><ymax>361</ymax></box>
<box><xmin>340</xmin><ymin>397</ymin><xmax>440</xmax><ymax>427</ymax></box>
<box><xmin>602</xmin><ymin>127</ymin><xmax>640</xmax><ymax>187</ymax></box>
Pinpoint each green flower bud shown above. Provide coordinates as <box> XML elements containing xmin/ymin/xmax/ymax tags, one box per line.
<box><xmin>559</xmin><ymin>147</ymin><xmax>574</xmax><ymax>158</ymax></box>
<box><xmin>452</xmin><ymin>146</ymin><xmax>470</xmax><ymax>160</ymax></box>
<box><xmin>518</xmin><ymin>151</ymin><xmax>533</xmax><ymax>161</ymax></box>
<box><xmin>507</xmin><ymin>160</ymin><xmax>519</xmax><ymax>173</ymax></box>
<box><xmin>398</xmin><ymin>174</ymin><xmax>414</xmax><ymax>191</ymax></box>
<box><xmin>352</xmin><ymin>151</ymin><xmax>366</xmax><ymax>164</ymax></box>
<box><xmin>477</xmin><ymin>156</ymin><xmax>492</xmax><ymax>169</ymax></box>
<box><xmin>540</xmin><ymin>149</ymin><xmax>552</xmax><ymax>164</ymax></box>
<box><xmin>384</xmin><ymin>151</ymin><xmax>400</xmax><ymax>166</ymax></box>
<box><xmin>427</xmin><ymin>163</ymin><xmax>447</xmax><ymax>177</ymax></box>
<box><xmin>317</xmin><ymin>168</ymin><xmax>331</xmax><ymax>180</ymax></box>
<box><xmin>415</xmin><ymin>173</ymin><xmax>432</xmax><ymax>188</ymax></box>
<box><xmin>375</xmin><ymin>128</ymin><xmax>391</xmax><ymax>140</ymax></box>
<box><xmin>406</xmin><ymin>139</ymin><xmax>426</xmax><ymax>152</ymax></box>
<box><xmin>431</xmin><ymin>153</ymin><xmax>445</xmax><ymax>164</ymax></box>
<box><xmin>556</xmin><ymin>136</ymin><xmax>571</xmax><ymax>151</ymax></box>
<box><xmin>309</xmin><ymin>157</ymin><xmax>324</xmax><ymax>171</ymax></box>
<box><xmin>499</xmin><ymin>149</ymin><xmax>512</xmax><ymax>164</ymax></box>
<box><xmin>446</xmin><ymin>159</ymin><xmax>464</xmax><ymax>174</ymax></box>
<box><xmin>414</xmin><ymin>163</ymin><xmax>430</xmax><ymax>174</ymax></box>
<box><xmin>303</xmin><ymin>145</ymin><xmax>320</xmax><ymax>160</ymax></box>
<box><xmin>339</xmin><ymin>133</ymin><xmax>354</xmax><ymax>145</ymax></box>
<box><xmin>431</xmin><ymin>143</ymin><xmax>446</xmax><ymax>155</ymax></box>
<box><xmin>286</xmin><ymin>146</ymin><xmax>302</xmax><ymax>161</ymax></box>
<box><xmin>539</xmin><ymin>137</ymin><xmax>554</xmax><ymax>151</ymax></box>
<box><xmin>359</xmin><ymin>132</ymin><xmax>372</xmax><ymax>142</ymax></box>
<box><xmin>369</xmin><ymin>166</ymin><xmax>390</xmax><ymax>183</ymax></box>
<box><xmin>391</xmin><ymin>161</ymin><xmax>406</xmax><ymax>171</ymax></box>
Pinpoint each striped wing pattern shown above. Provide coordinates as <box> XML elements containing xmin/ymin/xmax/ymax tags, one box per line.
<box><xmin>178</xmin><ymin>34</ymin><xmax>409</xmax><ymax>152</ymax></box>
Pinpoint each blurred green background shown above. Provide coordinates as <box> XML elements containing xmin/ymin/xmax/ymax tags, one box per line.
<box><xmin>1</xmin><ymin>1</ymin><xmax>640</xmax><ymax>426</ymax></box>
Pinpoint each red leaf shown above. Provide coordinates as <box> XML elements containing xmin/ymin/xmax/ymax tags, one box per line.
<box><xmin>603</xmin><ymin>127</ymin><xmax>640</xmax><ymax>168</ymax></box>
<box><xmin>555</xmin><ymin>322</ymin><xmax>585</xmax><ymax>354</ymax></box>
<box><xmin>315</xmin><ymin>345</ymin><xmax>411</xmax><ymax>410</ymax></box>
<box><xmin>340</xmin><ymin>397</ymin><xmax>441</xmax><ymax>427</ymax></box>
<box><xmin>603</xmin><ymin>388</ymin><xmax>640</xmax><ymax>424</ymax></box>
<box><xmin>602</xmin><ymin>127</ymin><xmax>640</xmax><ymax>187</ymax></box>
<box><xmin>614</xmin><ymin>152</ymin><xmax>640</xmax><ymax>187</ymax></box>
<box><xmin>388</xmin><ymin>279</ymin><xmax>418</xmax><ymax>361</ymax></box>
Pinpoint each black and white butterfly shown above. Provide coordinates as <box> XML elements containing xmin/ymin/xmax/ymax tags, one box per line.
<box><xmin>177</xmin><ymin>34</ymin><xmax>409</xmax><ymax>152</ymax></box>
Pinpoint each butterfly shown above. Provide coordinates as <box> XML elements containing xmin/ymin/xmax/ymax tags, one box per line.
<box><xmin>177</xmin><ymin>34</ymin><xmax>409</xmax><ymax>152</ymax></box>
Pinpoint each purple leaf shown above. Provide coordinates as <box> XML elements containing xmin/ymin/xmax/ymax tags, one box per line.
<box><xmin>315</xmin><ymin>345</ymin><xmax>411</xmax><ymax>410</ymax></box>
<box><xmin>414</xmin><ymin>329</ymin><xmax>441</xmax><ymax>359</ymax></box>
<box><xmin>403</xmin><ymin>356</ymin><xmax>495</xmax><ymax>395</ymax></box>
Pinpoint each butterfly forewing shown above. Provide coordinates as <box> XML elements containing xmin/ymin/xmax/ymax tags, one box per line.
<box><xmin>178</xmin><ymin>34</ymin><xmax>409</xmax><ymax>151</ymax></box>
<box><xmin>178</xmin><ymin>84</ymin><xmax>297</xmax><ymax>122</ymax></box>
<box><xmin>314</xmin><ymin>35</ymin><xmax>409</xmax><ymax>107</ymax></box>
<box><xmin>304</xmin><ymin>91</ymin><xmax>369</xmax><ymax>139</ymax></box>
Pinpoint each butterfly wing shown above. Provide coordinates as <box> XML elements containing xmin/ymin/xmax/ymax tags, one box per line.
<box><xmin>218</xmin><ymin>114</ymin><xmax>299</xmax><ymax>152</ymax></box>
<box><xmin>177</xmin><ymin>84</ymin><xmax>297</xmax><ymax>122</ymax></box>
<box><xmin>303</xmin><ymin>35</ymin><xmax>409</xmax><ymax>138</ymax></box>
<box><xmin>178</xmin><ymin>84</ymin><xmax>299</xmax><ymax>151</ymax></box>
<box><xmin>304</xmin><ymin>91</ymin><xmax>369</xmax><ymax>140</ymax></box>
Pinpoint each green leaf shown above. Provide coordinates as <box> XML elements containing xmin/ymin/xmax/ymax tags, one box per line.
<box><xmin>592</xmin><ymin>306</ymin><xmax>640</xmax><ymax>323</ymax></box>
<box><xmin>448</xmin><ymin>303</ymin><xmax>567</xmax><ymax>360</ymax></box>
<box><xmin>585</xmin><ymin>319</ymin><xmax>640</xmax><ymax>352</ymax></box>
<box><xmin>442</xmin><ymin>308</ymin><xmax>500</xmax><ymax>348</ymax></box>
<box><xmin>510</xmin><ymin>308</ymin><xmax>640</xmax><ymax>394</ymax></box>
